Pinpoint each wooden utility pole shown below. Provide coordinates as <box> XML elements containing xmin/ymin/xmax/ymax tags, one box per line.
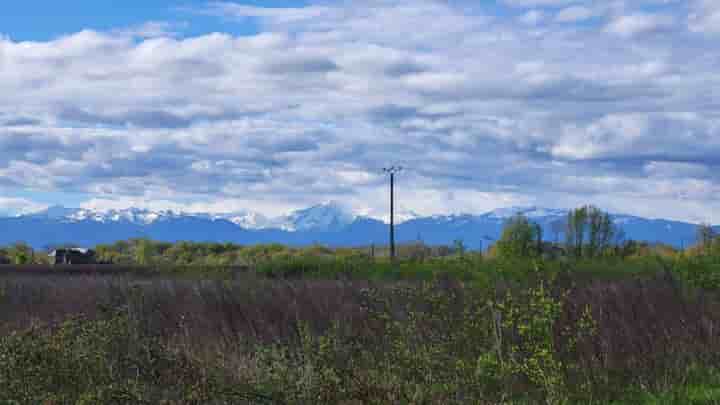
<box><xmin>383</xmin><ymin>166</ymin><xmax>402</xmax><ymax>261</ymax></box>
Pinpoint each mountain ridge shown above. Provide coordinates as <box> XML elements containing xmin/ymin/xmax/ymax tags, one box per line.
<box><xmin>1</xmin><ymin>203</ymin><xmax>713</xmax><ymax>249</ymax></box>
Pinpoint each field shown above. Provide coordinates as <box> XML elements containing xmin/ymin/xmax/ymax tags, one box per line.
<box><xmin>2</xmin><ymin>255</ymin><xmax>720</xmax><ymax>404</ymax></box>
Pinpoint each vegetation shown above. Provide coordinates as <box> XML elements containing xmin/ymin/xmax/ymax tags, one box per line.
<box><xmin>2</xmin><ymin>205</ymin><xmax>720</xmax><ymax>403</ymax></box>
<box><xmin>564</xmin><ymin>205</ymin><xmax>617</xmax><ymax>259</ymax></box>
<box><xmin>0</xmin><ymin>242</ymin><xmax>37</xmax><ymax>265</ymax></box>
<box><xmin>495</xmin><ymin>214</ymin><xmax>542</xmax><ymax>260</ymax></box>
<box><xmin>1</xmin><ymin>259</ymin><xmax>720</xmax><ymax>403</ymax></box>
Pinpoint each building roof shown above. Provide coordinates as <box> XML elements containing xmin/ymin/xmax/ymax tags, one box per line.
<box><xmin>48</xmin><ymin>248</ymin><xmax>93</xmax><ymax>257</ymax></box>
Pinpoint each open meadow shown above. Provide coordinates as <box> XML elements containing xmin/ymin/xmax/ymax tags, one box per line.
<box><xmin>2</xmin><ymin>251</ymin><xmax>720</xmax><ymax>404</ymax></box>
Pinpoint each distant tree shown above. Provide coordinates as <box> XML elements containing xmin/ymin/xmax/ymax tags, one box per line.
<box><xmin>403</xmin><ymin>241</ymin><xmax>430</xmax><ymax>262</ymax></box>
<box><xmin>587</xmin><ymin>206</ymin><xmax>614</xmax><ymax>258</ymax></box>
<box><xmin>433</xmin><ymin>245</ymin><xmax>452</xmax><ymax>257</ymax></box>
<box><xmin>565</xmin><ymin>205</ymin><xmax>616</xmax><ymax>258</ymax></box>
<box><xmin>565</xmin><ymin>206</ymin><xmax>588</xmax><ymax>258</ymax></box>
<box><xmin>496</xmin><ymin>214</ymin><xmax>541</xmax><ymax>260</ymax></box>
<box><xmin>453</xmin><ymin>239</ymin><xmax>466</xmax><ymax>256</ymax></box>
<box><xmin>697</xmin><ymin>223</ymin><xmax>717</xmax><ymax>255</ymax></box>
<box><xmin>534</xmin><ymin>222</ymin><xmax>543</xmax><ymax>256</ymax></box>
<box><xmin>652</xmin><ymin>243</ymin><xmax>679</xmax><ymax>258</ymax></box>
<box><xmin>0</xmin><ymin>247</ymin><xmax>9</xmax><ymax>264</ymax></box>
<box><xmin>8</xmin><ymin>242</ymin><xmax>33</xmax><ymax>265</ymax></box>
<box><xmin>134</xmin><ymin>239</ymin><xmax>154</xmax><ymax>265</ymax></box>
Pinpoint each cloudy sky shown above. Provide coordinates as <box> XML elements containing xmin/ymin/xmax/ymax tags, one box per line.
<box><xmin>1</xmin><ymin>0</ymin><xmax>719</xmax><ymax>223</ymax></box>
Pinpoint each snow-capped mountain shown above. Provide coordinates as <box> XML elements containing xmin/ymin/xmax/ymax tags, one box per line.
<box><xmin>273</xmin><ymin>201</ymin><xmax>357</xmax><ymax>232</ymax></box>
<box><xmin>29</xmin><ymin>206</ymin><xmax>274</xmax><ymax>230</ymax></box>
<box><xmin>30</xmin><ymin>206</ymin><xmax>180</xmax><ymax>225</ymax></box>
<box><xmin>1</xmin><ymin>204</ymin><xmax>714</xmax><ymax>249</ymax></box>
<box><xmin>377</xmin><ymin>209</ymin><xmax>422</xmax><ymax>225</ymax></box>
<box><xmin>24</xmin><ymin>202</ymin><xmax>358</xmax><ymax>232</ymax></box>
<box><xmin>31</xmin><ymin>205</ymin><xmax>80</xmax><ymax>219</ymax></box>
<box><xmin>71</xmin><ymin>208</ymin><xmax>178</xmax><ymax>225</ymax></box>
<box><xmin>212</xmin><ymin>211</ymin><xmax>272</xmax><ymax>230</ymax></box>
<box><xmin>481</xmin><ymin>206</ymin><xmax>568</xmax><ymax>220</ymax></box>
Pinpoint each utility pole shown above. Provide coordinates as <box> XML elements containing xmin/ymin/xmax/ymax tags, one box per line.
<box><xmin>383</xmin><ymin>166</ymin><xmax>402</xmax><ymax>262</ymax></box>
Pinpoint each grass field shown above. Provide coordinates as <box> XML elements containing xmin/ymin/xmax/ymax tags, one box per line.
<box><xmin>1</xmin><ymin>257</ymin><xmax>720</xmax><ymax>404</ymax></box>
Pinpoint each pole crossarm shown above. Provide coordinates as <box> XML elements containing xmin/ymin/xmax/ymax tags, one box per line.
<box><xmin>382</xmin><ymin>166</ymin><xmax>403</xmax><ymax>174</ymax></box>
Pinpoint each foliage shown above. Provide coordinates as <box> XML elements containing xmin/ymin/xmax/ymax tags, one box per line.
<box><xmin>0</xmin><ymin>310</ymin><xmax>275</xmax><ymax>404</ymax></box>
<box><xmin>489</xmin><ymin>280</ymin><xmax>568</xmax><ymax>402</ymax></box>
<box><xmin>565</xmin><ymin>205</ymin><xmax>617</xmax><ymax>258</ymax></box>
<box><xmin>5</xmin><ymin>242</ymin><xmax>34</xmax><ymax>265</ymax></box>
<box><xmin>1</xmin><ymin>258</ymin><xmax>720</xmax><ymax>403</ymax></box>
<box><xmin>696</xmin><ymin>224</ymin><xmax>717</xmax><ymax>254</ymax></box>
<box><xmin>495</xmin><ymin>214</ymin><xmax>542</xmax><ymax>260</ymax></box>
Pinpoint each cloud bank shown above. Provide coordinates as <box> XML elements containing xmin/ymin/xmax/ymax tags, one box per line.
<box><xmin>0</xmin><ymin>0</ymin><xmax>718</xmax><ymax>223</ymax></box>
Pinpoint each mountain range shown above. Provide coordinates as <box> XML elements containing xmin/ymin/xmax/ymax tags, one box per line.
<box><xmin>0</xmin><ymin>203</ymin><xmax>710</xmax><ymax>249</ymax></box>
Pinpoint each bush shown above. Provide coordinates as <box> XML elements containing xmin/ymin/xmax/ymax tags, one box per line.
<box><xmin>2</xmin><ymin>259</ymin><xmax>720</xmax><ymax>403</ymax></box>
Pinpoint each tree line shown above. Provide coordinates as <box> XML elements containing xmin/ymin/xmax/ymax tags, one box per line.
<box><xmin>1</xmin><ymin>204</ymin><xmax>718</xmax><ymax>265</ymax></box>
<box><xmin>492</xmin><ymin>205</ymin><xmax>716</xmax><ymax>261</ymax></box>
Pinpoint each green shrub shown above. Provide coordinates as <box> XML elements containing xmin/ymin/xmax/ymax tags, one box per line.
<box><xmin>0</xmin><ymin>311</ymin><xmax>280</xmax><ymax>404</ymax></box>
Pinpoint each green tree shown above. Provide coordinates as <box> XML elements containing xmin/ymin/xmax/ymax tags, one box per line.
<box><xmin>495</xmin><ymin>214</ymin><xmax>542</xmax><ymax>260</ymax></box>
<box><xmin>8</xmin><ymin>242</ymin><xmax>33</xmax><ymax>265</ymax></box>
<box><xmin>134</xmin><ymin>239</ymin><xmax>154</xmax><ymax>265</ymax></box>
<box><xmin>697</xmin><ymin>223</ymin><xmax>717</xmax><ymax>255</ymax></box>
<box><xmin>565</xmin><ymin>206</ymin><xmax>587</xmax><ymax>258</ymax></box>
<box><xmin>565</xmin><ymin>205</ymin><xmax>616</xmax><ymax>258</ymax></box>
<box><xmin>453</xmin><ymin>239</ymin><xmax>466</xmax><ymax>256</ymax></box>
<box><xmin>0</xmin><ymin>247</ymin><xmax>9</xmax><ymax>264</ymax></box>
<box><xmin>586</xmin><ymin>206</ymin><xmax>614</xmax><ymax>258</ymax></box>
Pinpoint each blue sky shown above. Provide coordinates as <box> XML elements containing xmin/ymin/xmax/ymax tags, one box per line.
<box><xmin>1</xmin><ymin>0</ymin><xmax>719</xmax><ymax>223</ymax></box>
<box><xmin>0</xmin><ymin>1</ymin><xmax>308</xmax><ymax>40</ymax></box>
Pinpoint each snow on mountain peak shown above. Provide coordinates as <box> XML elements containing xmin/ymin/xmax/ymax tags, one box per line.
<box><xmin>277</xmin><ymin>201</ymin><xmax>357</xmax><ymax>232</ymax></box>
<box><xmin>484</xmin><ymin>206</ymin><xmax>568</xmax><ymax>219</ymax></box>
<box><xmin>212</xmin><ymin>211</ymin><xmax>271</xmax><ymax>230</ymax></box>
<box><xmin>67</xmin><ymin>207</ymin><xmax>175</xmax><ymax>224</ymax></box>
<box><xmin>27</xmin><ymin>206</ymin><xmax>180</xmax><ymax>225</ymax></box>
<box><xmin>395</xmin><ymin>209</ymin><xmax>422</xmax><ymax>224</ymax></box>
<box><xmin>25</xmin><ymin>203</ymin><xmax>357</xmax><ymax>231</ymax></box>
<box><xmin>26</xmin><ymin>204</ymin><xmax>574</xmax><ymax>230</ymax></box>
<box><xmin>32</xmin><ymin>205</ymin><xmax>81</xmax><ymax>219</ymax></box>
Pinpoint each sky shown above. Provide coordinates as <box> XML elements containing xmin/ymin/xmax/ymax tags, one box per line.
<box><xmin>0</xmin><ymin>0</ymin><xmax>719</xmax><ymax>223</ymax></box>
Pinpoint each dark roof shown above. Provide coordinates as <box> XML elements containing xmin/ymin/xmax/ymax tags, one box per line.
<box><xmin>49</xmin><ymin>248</ymin><xmax>94</xmax><ymax>257</ymax></box>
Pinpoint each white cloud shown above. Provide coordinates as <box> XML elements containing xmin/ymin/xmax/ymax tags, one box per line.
<box><xmin>605</xmin><ymin>13</ymin><xmax>675</xmax><ymax>37</ymax></box>
<box><xmin>113</xmin><ymin>21</ymin><xmax>186</xmax><ymax>39</ymax></box>
<box><xmin>519</xmin><ymin>10</ymin><xmax>546</xmax><ymax>25</ymax></box>
<box><xmin>555</xmin><ymin>6</ymin><xmax>598</xmax><ymax>22</ymax></box>
<box><xmin>643</xmin><ymin>161</ymin><xmax>709</xmax><ymax>178</ymax></box>
<box><xmin>551</xmin><ymin>114</ymin><xmax>720</xmax><ymax>160</ymax></box>
<box><xmin>688</xmin><ymin>0</ymin><xmax>720</xmax><ymax>34</ymax></box>
<box><xmin>202</xmin><ymin>2</ymin><xmax>333</xmax><ymax>22</ymax></box>
<box><xmin>502</xmin><ymin>0</ymin><xmax>582</xmax><ymax>7</ymax></box>
<box><xmin>0</xmin><ymin>0</ymin><xmax>719</xmax><ymax>223</ymax></box>
<box><xmin>0</xmin><ymin>197</ymin><xmax>48</xmax><ymax>216</ymax></box>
